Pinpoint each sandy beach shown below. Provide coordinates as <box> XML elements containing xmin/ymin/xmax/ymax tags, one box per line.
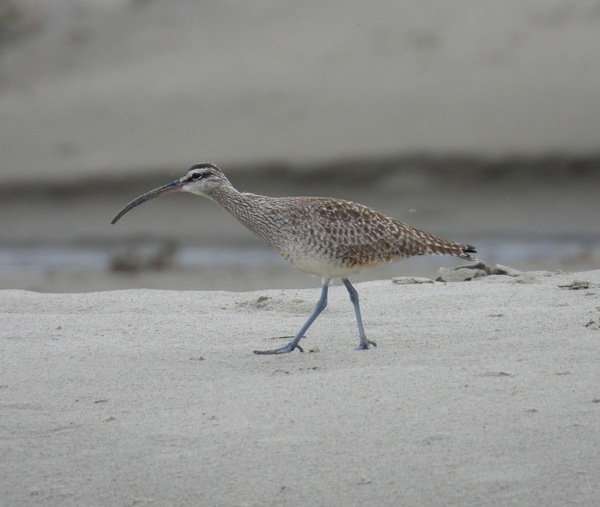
<box><xmin>1</xmin><ymin>268</ymin><xmax>599</xmax><ymax>506</ymax></box>
<box><xmin>1</xmin><ymin>1</ymin><xmax>599</xmax><ymax>505</ymax></box>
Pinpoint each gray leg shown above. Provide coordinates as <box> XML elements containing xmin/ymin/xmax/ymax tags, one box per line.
<box><xmin>342</xmin><ymin>278</ymin><xmax>377</xmax><ymax>350</ymax></box>
<box><xmin>254</xmin><ymin>279</ymin><xmax>331</xmax><ymax>355</ymax></box>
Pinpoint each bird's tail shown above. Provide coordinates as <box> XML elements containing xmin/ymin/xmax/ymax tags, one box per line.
<box><xmin>400</xmin><ymin>222</ymin><xmax>477</xmax><ymax>261</ymax></box>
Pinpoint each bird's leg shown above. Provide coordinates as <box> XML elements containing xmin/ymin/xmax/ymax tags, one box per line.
<box><xmin>254</xmin><ymin>279</ymin><xmax>331</xmax><ymax>355</ymax></box>
<box><xmin>342</xmin><ymin>278</ymin><xmax>377</xmax><ymax>350</ymax></box>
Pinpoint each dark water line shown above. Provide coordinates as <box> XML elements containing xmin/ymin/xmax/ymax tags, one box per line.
<box><xmin>0</xmin><ymin>239</ymin><xmax>597</xmax><ymax>272</ymax></box>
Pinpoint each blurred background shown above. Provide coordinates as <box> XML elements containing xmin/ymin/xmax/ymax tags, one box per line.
<box><xmin>1</xmin><ymin>0</ymin><xmax>598</xmax><ymax>292</ymax></box>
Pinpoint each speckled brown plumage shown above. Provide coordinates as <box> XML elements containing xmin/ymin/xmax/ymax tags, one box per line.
<box><xmin>111</xmin><ymin>163</ymin><xmax>477</xmax><ymax>354</ymax></box>
<box><xmin>205</xmin><ymin>171</ymin><xmax>476</xmax><ymax>278</ymax></box>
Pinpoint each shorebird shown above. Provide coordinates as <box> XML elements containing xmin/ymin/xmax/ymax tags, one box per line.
<box><xmin>112</xmin><ymin>163</ymin><xmax>476</xmax><ymax>354</ymax></box>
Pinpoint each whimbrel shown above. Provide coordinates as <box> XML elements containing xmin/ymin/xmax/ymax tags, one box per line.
<box><xmin>112</xmin><ymin>163</ymin><xmax>476</xmax><ymax>354</ymax></box>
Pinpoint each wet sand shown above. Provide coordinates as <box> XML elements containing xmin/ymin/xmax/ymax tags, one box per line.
<box><xmin>1</xmin><ymin>158</ymin><xmax>599</xmax><ymax>293</ymax></box>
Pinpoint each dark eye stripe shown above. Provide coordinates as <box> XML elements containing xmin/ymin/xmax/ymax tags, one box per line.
<box><xmin>191</xmin><ymin>171</ymin><xmax>211</xmax><ymax>180</ymax></box>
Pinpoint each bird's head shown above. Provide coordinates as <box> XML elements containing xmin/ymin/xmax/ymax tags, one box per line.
<box><xmin>111</xmin><ymin>163</ymin><xmax>227</xmax><ymax>224</ymax></box>
<box><xmin>178</xmin><ymin>163</ymin><xmax>229</xmax><ymax>196</ymax></box>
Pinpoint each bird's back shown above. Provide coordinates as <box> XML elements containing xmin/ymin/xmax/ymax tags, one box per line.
<box><xmin>228</xmin><ymin>193</ymin><xmax>475</xmax><ymax>278</ymax></box>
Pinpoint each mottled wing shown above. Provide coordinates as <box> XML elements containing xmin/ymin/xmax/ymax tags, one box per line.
<box><xmin>296</xmin><ymin>198</ymin><xmax>476</xmax><ymax>269</ymax></box>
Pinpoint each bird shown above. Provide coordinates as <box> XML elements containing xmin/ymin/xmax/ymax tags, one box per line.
<box><xmin>111</xmin><ymin>163</ymin><xmax>476</xmax><ymax>355</ymax></box>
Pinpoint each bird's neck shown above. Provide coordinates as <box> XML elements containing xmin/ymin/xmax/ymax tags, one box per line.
<box><xmin>209</xmin><ymin>184</ymin><xmax>276</xmax><ymax>244</ymax></box>
<box><xmin>209</xmin><ymin>185</ymin><xmax>261</xmax><ymax>223</ymax></box>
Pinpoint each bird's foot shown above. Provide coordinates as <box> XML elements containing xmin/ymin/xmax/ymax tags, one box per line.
<box><xmin>355</xmin><ymin>338</ymin><xmax>377</xmax><ymax>350</ymax></box>
<box><xmin>253</xmin><ymin>342</ymin><xmax>304</xmax><ymax>355</ymax></box>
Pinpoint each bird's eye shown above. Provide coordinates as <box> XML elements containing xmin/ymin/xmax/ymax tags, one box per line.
<box><xmin>191</xmin><ymin>172</ymin><xmax>203</xmax><ymax>180</ymax></box>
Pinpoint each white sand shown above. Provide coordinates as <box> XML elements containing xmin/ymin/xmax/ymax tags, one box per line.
<box><xmin>2</xmin><ymin>270</ymin><xmax>599</xmax><ymax>506</ymax></box>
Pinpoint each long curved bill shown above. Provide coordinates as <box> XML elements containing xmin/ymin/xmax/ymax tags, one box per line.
<box><xmin>111</xmin><ymin>179</ymin><xmax>184</xmax><ymax>224</ymax></box>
